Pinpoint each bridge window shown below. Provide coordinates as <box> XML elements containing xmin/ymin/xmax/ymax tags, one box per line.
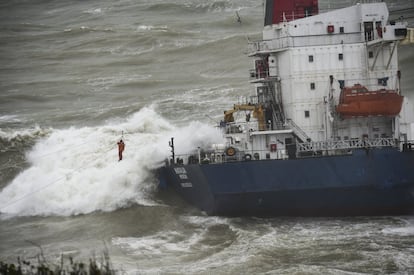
<box><xmin>308</xmin><ymin>55</ymin><xmax>314</xmax><ymax>62</ymax></box>
<box><xmin>338</xmin><ymin>53</ymin><xmax>343</xmax><ymax>60</ymax></box>
<box><xmin>304</xmin><ymin>110</ymin><xmax>310</xmax><ymax>118</ymax></box>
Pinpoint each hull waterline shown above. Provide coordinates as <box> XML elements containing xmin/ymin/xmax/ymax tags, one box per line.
<box><xmin>159</xmin><ymin>148</ymin><xmax>414</xmax><ymax>216</ymax></box>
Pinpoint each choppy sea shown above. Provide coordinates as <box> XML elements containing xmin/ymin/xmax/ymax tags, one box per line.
<box><xmin>1</xmin><ymin>0</ymin><xmax>414</xmax><ymax>273</ymax></box>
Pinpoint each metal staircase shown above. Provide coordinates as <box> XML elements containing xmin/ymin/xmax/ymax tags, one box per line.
<box><xmin>285</xmin><ymin>118</ymin><xmax>311</xmax><ymax>143</ymax></box>
<box><xmin>269</xmin><ymin>82</ymin><xmax>285</xmax><ymax>129</ymax></box>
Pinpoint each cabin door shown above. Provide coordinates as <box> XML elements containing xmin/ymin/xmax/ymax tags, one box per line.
<box><xmin>255</xmin><ymin>59</ymin><xmax>268</xmax><ymax>79</ymax></box>
<box><xmin>364</xmin><ymin>22</ymin><xmax>374</xmax><ymax>41</ymax></box>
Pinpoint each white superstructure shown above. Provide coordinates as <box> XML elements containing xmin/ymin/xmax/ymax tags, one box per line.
<box><xmin>248</xmin><ymin>2</ymin><xmax>412</xmax><ymax>144</ymax></box>
<box><xmin>171</xmin><ymin>1</ymin><xmax>413</xmax><ymax>165</ymax></box>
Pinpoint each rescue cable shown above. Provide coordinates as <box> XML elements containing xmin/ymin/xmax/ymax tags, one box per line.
<box><xmin>0</xmin><ymin>144</ymin><xmax>115</xmax><ymax>212</ymax></box>
<box><xmin>0</xmin><ymin>130</ymin><xmax>149</xmax><ymax>212</ymax></box>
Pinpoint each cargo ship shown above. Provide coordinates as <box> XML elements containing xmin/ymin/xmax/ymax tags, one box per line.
<box><xmin>158</xmin><ymin>0</ymin><xmax>414</xmax><ymax>216</ymax></box>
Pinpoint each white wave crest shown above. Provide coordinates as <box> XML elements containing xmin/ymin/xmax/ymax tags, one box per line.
<box><xmin>0</xmin><ymin>106</ymin><xmax>224</xmax><ymax>217</ymax></box>
<box><xmin>0</xmin><ymin>125</ymin><xmax>51</xmax><ymax>143</ymax></box>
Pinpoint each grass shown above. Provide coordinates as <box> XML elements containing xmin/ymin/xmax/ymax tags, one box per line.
<box><xmin>0</xmin><ymin>242</ymin><xmax>116</xmax><ymax>275</ymax></box>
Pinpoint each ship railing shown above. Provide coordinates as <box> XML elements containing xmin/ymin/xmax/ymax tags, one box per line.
<box><xmin>249</xmin><ymin>70</ymin><xmax>280</xmax><ymax>83</ymax></box>
<box><xmin>172</xmin><ymin>147</ymin><xmax>292</xmax><ymax>166</ymax></box>
<box><xmin>248</xmin><ymin>33</ymin><xmax>363</xmax><ymax>56</ymax></box>
<box><xmin>169</xmin><ymin>138</ymin><xmax>411</xmax><ymax>166</ymax></box>
<box><xmin>249</xmin><ymin>69</ymin><xmax>268</xmax><ymax>80</ymax></box>
<box><xmin>352</xmin><ymin>0</ymin><xmax>386</xmax><ymax>4</ymax></box>
<box><xmin>248</xmin><ymin>37</ymin><xmax>292</xmax><ymax>55</ymax></box>
<box><xmin>297</xmin><ymin>138</ymin><xmax>396</xmax><ymax>153</ymax></box>
<box><xmin>223</xmin><ymin>121</ymin><xmax>262</xmax><ymax>134</ymax></box>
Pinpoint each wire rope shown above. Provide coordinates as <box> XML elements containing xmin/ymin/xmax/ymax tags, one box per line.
<box><xmin>0</xmin><ymin>142</ymin><xmax>118</xmax><ymax>212</ymax></box>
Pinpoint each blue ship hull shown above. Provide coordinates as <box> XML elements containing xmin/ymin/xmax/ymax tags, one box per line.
<box><xmin>159</xmin><ymin>148</ymin><xmax>414</xmax><ymax>216</ymax></box>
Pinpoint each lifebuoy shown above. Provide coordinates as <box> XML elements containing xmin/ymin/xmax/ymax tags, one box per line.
<box><xmin>226</xmin><ymin>147</ymin><xmax>236</xmax><ymax>156</ymax></box>
<box><xmin>244</xmin><ymin>154</ymin><xmax>252</xmax><ymax>161</ymax></box>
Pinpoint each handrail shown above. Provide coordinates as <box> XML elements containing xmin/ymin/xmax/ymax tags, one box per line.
<box><xmin>297</xmin><ymin>138</ymin><xmax>396</xmax><ymax>152</ymax></box>
<box><xmin>168</xmin><ymin>138</ymin><xmax>413</xmax><ymax>166</ymax></box>
<box><xmin>172</xmin><ymin>147</ymin><xmax>288</xmax><ymax>166</ymax></box>
<box><xmin>286</xmin><ymin>118</ymin><xmax>311</xmax><ymax>142</ymax></box>
<box><xmin>248</xmin><ymin>33</ymin><xmax>363</xmax><ymax>55</ymax></box>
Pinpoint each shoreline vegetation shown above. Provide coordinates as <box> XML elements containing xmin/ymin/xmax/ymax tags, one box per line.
<box><xmin>0</xmin><ymin>242</ymin><xmax>116</xmax><ymax>275</ymax></box>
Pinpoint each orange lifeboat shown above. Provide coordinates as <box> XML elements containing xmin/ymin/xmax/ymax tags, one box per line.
<box><xmin>336</xmin><ymin>84</ymin><xmax>403</xmax><ymax>118</ymax></box>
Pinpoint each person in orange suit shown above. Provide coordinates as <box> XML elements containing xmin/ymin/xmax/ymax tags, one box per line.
<box><xmin>117</xmin><ymin>139</ymin><xmax>125</xmax><ymax>161</ymax></box>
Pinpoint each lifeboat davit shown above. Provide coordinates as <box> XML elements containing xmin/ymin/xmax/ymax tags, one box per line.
<box><xmin>336</xmin><ymin>84</ymin><xmax>403</xmax><ymax>118</ymax></box>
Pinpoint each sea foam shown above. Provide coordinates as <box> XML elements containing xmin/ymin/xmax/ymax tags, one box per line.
<box><xmin>0</xmin><ymin>106</ymin><xmax>224</xmax><ymax>217</ymax></box>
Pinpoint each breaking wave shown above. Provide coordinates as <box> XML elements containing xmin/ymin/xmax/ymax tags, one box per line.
<box><xmin>0</xmin><ymin>125</ymin><xmax>51</xmax><ymax>154</ymax></box>
<box><xmin>0</xmin><ymin>106</ymin><xmax>224</xmax><ymax>217</ymax></box>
